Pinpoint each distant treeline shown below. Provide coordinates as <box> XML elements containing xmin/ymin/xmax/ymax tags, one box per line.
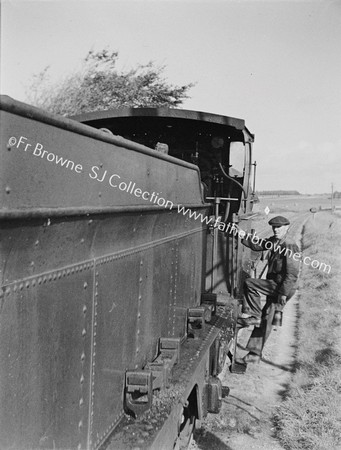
<box><xmin>257</xmin><ymin>190</ymin><xmax>301</xmax><ymax>196</ymax></box>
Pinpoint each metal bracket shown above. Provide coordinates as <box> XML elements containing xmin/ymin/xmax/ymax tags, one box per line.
<box><xmin>201</xmin><ymin>292</ymin><xmax>217</xmax><ymax>316</ymax></box>
<box><xmin>187</xmin><ymin>306</ymin><xmax>206</xmax><ymax>338</ymax></box>
<box><xmin>145</xmin><ymin>360</ymin><xmax>171</xmax><ymax>390</ymax></box>
<box><xmin>125</xmin><ymin>370</ymin><xmax>153</xmax><ymax>418</ymax></box>
<box><xmin>125</xmin><ymin>338</ymin><xmax>181</xmax><ymax>417</ymax></box>
<box><xmin>145</xmin><ymin>338</ymin><xmax>180</xmax><ymax>390</ymax></box>
<box><xmin>159</xmin><ymin>337</ymin><xmax>181</xmax><ymax>364</ymax></box>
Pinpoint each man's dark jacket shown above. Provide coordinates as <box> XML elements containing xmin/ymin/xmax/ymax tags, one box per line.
<box><xmin>242</xmin><ymin>235</ymin><xmax>300</xmax><ymax>296</ymax></box>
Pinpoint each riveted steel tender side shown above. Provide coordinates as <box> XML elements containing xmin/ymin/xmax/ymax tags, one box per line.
<box><xmin>0</xmin><ymin>96</ymin><xmax>255</xmax><ymax>449</ymax></box>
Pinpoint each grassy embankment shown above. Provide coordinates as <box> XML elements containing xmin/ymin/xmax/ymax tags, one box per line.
<box><xmin>275</xmin><ymin>212</ymin><xmax>341</xmax><ymax>449</ymax></box>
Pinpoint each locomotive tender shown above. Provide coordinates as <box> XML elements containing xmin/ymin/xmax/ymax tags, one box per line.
<box><xmin>0</xmin><ymin>96</ymin><xmax>255</xmax><ymax>449</ymax></box>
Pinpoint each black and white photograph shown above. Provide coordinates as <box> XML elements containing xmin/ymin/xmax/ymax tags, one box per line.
<box><xmin>1</xmin><ymin>1</ymin><xmax>340</xmax><ymax>449</ymax></box>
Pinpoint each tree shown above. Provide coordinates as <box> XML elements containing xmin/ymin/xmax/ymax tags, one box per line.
<box><xmin>26</xmin><ymin>49</ymin><xmax>195</xmax><ymax>116</ymax></box>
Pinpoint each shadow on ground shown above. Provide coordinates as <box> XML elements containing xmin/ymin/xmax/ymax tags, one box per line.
<box><xmin>192</xmin><ymin>429</ymin><xmax>233</xmax><ymax>450</ymax></box>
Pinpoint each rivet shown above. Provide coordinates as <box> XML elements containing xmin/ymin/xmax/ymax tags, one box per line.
<box><xmin>79</xmin><ymin>397</ymin><xmax>84</xmax><ymax>406</ymax></box>
<box><xmin>83</xmin><ymin>305</ymin><xmax>87</xmax><ymax>314</ymax></box>
<box><xmin>82</xmin><ymin>328</ymin><xmax>86</xmax><ymax>337</ymax></box>
<box><xmin>25</xmin><ymin>281</ymin><xmax>30</xmax><ymax>288</ymax></box>
<box><xmin>83</xmin><ymin>282</ymin><xmax>88</xmax><ymax>289</ymax></box>
<box><xmin>80</xmin><ymin>374</ymin><xmax>85</xmax><ymax>384</ymax></box>
<box><xmin>81</xmin><ymin>352</ymin><xmax>85</xmax><ymax>361</ymax></box>
<box><xmin>5</xmin><ymin>186</ymin><xmax>10</xmax><ymax>194</ymax></box>
<box><xmin>19</xmin><ymin>283</ymin><xmax>24</xmax><ymax>291</ymax></box>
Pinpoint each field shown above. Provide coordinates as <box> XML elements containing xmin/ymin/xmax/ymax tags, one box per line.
<box><xmin>274</xmin><ymin>211</ymin><xmax>341</xmax><ymax>450</ymax></box>
<box><xmin>254</xmin><ymin>194</ymin><xmax>341</xmax><ymax>215</ymax></box>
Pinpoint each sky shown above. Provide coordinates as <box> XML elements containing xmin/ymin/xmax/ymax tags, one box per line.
<box><xmin>1</xmin><ymin>0</ymin><xmax>340</xmax><ymax>194</ymax></box>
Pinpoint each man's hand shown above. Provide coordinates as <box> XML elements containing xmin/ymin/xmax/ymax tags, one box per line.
<box><xmin>277</xmin><ymin>294</ymin><xmax>287</xmax><ymax>306</ymax></box>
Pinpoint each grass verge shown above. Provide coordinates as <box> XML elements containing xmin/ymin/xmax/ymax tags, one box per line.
<box><xmin>274</xmin><ymin>212</ymin><xmax>341</xmax><ymax>450</ymax></box>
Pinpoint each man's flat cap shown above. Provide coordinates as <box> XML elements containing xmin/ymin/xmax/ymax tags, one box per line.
<box><xmin>268</xmin><ymin>215</ymin><xmax>290</xmax><ymax>226</ymax></box>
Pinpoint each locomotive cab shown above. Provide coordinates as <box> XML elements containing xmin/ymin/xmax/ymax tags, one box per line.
<box><xmin>72</xmin><ymin>108</ymin><xmax>255</xmax><ymax>219</ymax></box>
<box><xmin>72</xmin><ymin>108</ymin><xmax>255</xmax><ymax>296</ymax></box>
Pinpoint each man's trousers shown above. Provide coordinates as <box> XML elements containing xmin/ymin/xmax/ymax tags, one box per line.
<box><xmin>242</xmin><ymin>277</ymin><xmax>295</xmax><ymax>356</ymax></box>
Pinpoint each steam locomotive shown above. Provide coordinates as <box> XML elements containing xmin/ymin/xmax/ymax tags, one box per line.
<box><xmin>0</xmin><ymin>95</ymin><xmax>255</xmax><ymax>449</ymax></box>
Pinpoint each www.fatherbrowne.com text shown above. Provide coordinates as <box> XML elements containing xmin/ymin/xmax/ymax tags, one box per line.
<box><xmin>9</xmin><ymin>135</ymin><xmax>332</xmax><ymax>274</ymax></box>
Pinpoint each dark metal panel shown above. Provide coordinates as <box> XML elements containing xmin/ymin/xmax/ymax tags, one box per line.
<box><xmin>1</xmin><ymin>108</ymin><xmax>204</xmax><ymax>214</ymax></box>
<box><xmin>89</xmin><ymin>215</ymin><xmax>207</xmax><ymax>448</ymax></box>
<box><xmin>0</xmin><ymin>263</ymin><xmax>94</xmax><ymax>450</ymax></box>
<box><xmin>0</xmin><ymin>217</ymin><xmax>96</xmax><ymax>285</ymax></box>
<box><xmin>90</xmin><ymin>255</ymin><xmax>141</xmax><ymax>448</ymax></box>
<box><xmin>170</xmin><ymin>231</ymin><xmax>205</xmax><ymax>336</ymax></box>
<box><xmin>149</xmin><ymin>244</ymin><xmax>177</xmax><ymax>341</ymax></box>
<box><xmin>0</xmin><ymin>207</ymin><xmax>209</xmax><ymax>450</ymax></box>
<box><xmin>89</xmin><ymin>244</ymin><xmax>177</xmax><ymax>448</ymax></box>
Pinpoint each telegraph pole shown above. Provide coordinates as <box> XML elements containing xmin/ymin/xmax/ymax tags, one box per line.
<box><xmin>331</xmin><ymin>182</ymin><xmax>334</xmax><ymax>213</ymax></box>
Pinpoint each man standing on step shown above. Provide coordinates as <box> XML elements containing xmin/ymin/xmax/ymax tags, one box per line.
<box><xmin>237</xmin><ymin>215</ymin><xmax>300</xmax><ymax>364</ymax></box>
